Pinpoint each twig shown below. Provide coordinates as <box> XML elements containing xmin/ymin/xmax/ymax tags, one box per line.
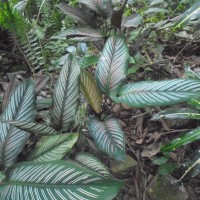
<box><xmin>154</xmin><ymin>107</ymin><xmax>170</xmax><ymax>131</ymax></box>
<box><xmin>161</xmin><ymin>128</ymin><xmax>193</xmax><ymax>135</ymax></box>
<box><xmin>174</xmin><ymin>32</ymin><xmax>200</xmax><ymax>61</ymax></box>
<box><xmin>12</xmin><ymin>34</ymin><xmax>34</xmax><ymax>75</ymax></box>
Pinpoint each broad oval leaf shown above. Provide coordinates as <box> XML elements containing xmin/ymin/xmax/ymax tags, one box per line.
<box><xmin>152</xmin><ymin>108</ymin><xmax>200</xmax><ymax>120</ymax></box>
<box><xmin>74</xmin><ymin>153</ymin><xmax>112</xmax><ymax>178</ymax></box>
<box><xmin>51</xmin><ymin>54</ymin><xmax>80</xmax><ymax>131</ymax></box>
<box><xmin>52</xmin><ymin>27</ymin><xmax>103</xmax><ymax>42</ymax></box>
<box><xmin>77</xmin><ymin>0</ymin><xmax>113</xmax><ymax>18</ymax></box>
<box><xmin>0</xmin><ymin>160</ymin><xmax>123</xmax><ymax>200</ymax></box>
<box><xmin>121</xmin><ymin>13</ymin><xmax>143</xmax><ymax>30</ymax></box>
<box><xmin>56</xmin><ymin>3</ymin><xmax>94</xmax><ymax>26</ymax></box>
<box><xmin>111</xmin><ymin>79</ymin><xmax>200</xmax><ymax>108</ymax></box>
<box><xmin>28</xmin><ymin>133</ymin><xmax>78</xmax><ymax>162</ymax></box>
<box><xmin>87</xmin><ymin>117</ymin><xmax>125</xmax><ymax>161</ymax></box>
<box><xmin>95</xmin><ymin>35</ymin><xmax>129</xmax><ymax>95</ymax></box>
<box><xmin>79</xmin><ymin>55</ymin><xmax>99</xmax><ymax>68</ymax></box>
<box><xmin>161</xmin><ymin>126</ymin><xmax>200</xmax><ymax>152</ymax></box>
<box><xmin>174</xmin><ymin>1</ymin><xmax>200</xmax><ymax>31</ymax></box>
<box><xmin>0</xmin><ymin>78</ymin><xmax>36</xmax><ymax>169</ymax></box>
<box><xmin>80</xmin><ymin>69</ymin><xmax>102</xmax><ymax>113</ymax></box>
<box><xmin>144</xmin><ymin>7</ymin><xmax>167</xmax><ymax>14</ymax></box>
<box><xmin>0</xmin><ymin>120</ymin><xmax>62</xmax><ymax>136</ymax></box>
<box><xmin>188</xmin><ymin>98</ymin><xmax>200</xmax><ymax>109</ymax></box>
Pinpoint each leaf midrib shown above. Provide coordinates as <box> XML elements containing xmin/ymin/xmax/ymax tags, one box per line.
<box><xmin>57</xmin><ymin>59</ymin><xmax>73</xmax><ymax>131</ymax></box>
<box><xmin>105</xmin><ymin>38</ymin><xmax>117</xmax><ymax>95</ymax></box>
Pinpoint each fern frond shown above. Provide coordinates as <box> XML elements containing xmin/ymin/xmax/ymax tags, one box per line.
<box><xmin>19</xmin><ymin>29</ymin><xmax>46</xmax><ymax>70</ymax></box>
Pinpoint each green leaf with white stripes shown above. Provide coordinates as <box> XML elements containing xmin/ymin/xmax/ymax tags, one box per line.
<box><xmin>87</xmin><ymin>117</ymin><xmax>125</xmax><ymax>161</ymax></box>
<box><xmin>0</xmin><ymin>160</ymin><xmax>123</xmax><ymax>200</ymax></box>
<box><xmin>80</xmin><ymin>69</ymin><xmax>102</xmax><ymax>113</ymax></box>
<box><xmin>161</xmin><ymin>126</ymin><xmax>200</xmax><ymax>152</ymax></box>
<box><xmin>174</xmin><ymin>1</ymin><xmax>200</xmax><ymax>31</ymax></box>
<box><xmin>95</xmin><ymin>35</ymin><xmax>129</xmax><ymax>95</ymax></box>
<box><xmin>52</xmin><ymin>27</ymin><xmax>103</xmax><ymax>42</ymax></box>
<box><xmin>51</xmin><ymin>54</ymin><xmax>80</xmax><ymax>131</ymax></box>
<box><xmin>152</xmin><ymin>108</ymin><xmax>200</xmax><ymax>121</ymax></box>
<box><xmin>0</xmin><ymin>120</ymin><xmax>62</xmax><ymax>136</ymax></box>
<box><xmin>74</xmin><ymin>153</ymin><xmax>112</xmax><ymax>178</ymax></box>
<box><xmin>111</xmin><ymin>79</ymin><xmax>200</xmax><ymax>108</ymax></box>
<box><xmin>77</xmin><ymin>0</ymin><xmax>113</xmax><ymax>18</ymax></box>
<box><xmin>0</xmin><ymin>78</ymin><xmax>36</xmax><ymax>169</ymax></box>
<box><xmin>28</xmin><ymin>133</ymin><xmax>78</xmax><ymax>162</ymax></box>
<box><xmin>56</xmin><ymin>3</ymin><xmax>94</xmax><ymax>26</ymax></box>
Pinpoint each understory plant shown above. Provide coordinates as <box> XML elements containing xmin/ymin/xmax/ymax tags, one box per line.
<box><xmin>0</xmin><ymin>54</ymin><xmax>123</xmax><ymax>200</ymax></box>
<box><xmin>1</xmin><ymin>0</ymin><xmax>200</xmax><ymax>199</ymax></box>
<box><xmin>1</xmin><ymin>34</ymin><xmax>200</xmax><ymax>200</ymax></box>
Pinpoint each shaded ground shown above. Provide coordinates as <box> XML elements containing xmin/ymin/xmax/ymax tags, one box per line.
<box><xmin>1</xmin><ymin>29</ymin><xmax>200</xmax><ymax>200</ymax></box>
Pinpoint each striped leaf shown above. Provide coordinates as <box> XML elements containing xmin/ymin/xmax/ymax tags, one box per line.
<box><xmin>80</xmin><ymin>69</ymin><xmax>102</xmax><ymax>113</ymax></box>
<box><xmin>77</xmin><ymin>0</ymin><xmax>113</xmax><ymax>18</ymax></box>
<box><xmin>0</xmin><ymin>121</ymin><xmax>61</xmax><ymax>136</ymax></box>
<box><xmin>28</xmin><ymin>133</ymin><xmax>78</xmax><ymax>162</ymax></box>
<box><xmin>161</xmin><ymin>126</ymin><xmax>200</xmax><ymax>152</ymax></box>
<box><xmin>51</xmin><ymin>54</ymin><xmax>80</xmax><ymax>131</ymax></box>
<box><xmin>0</xmin><ymin>160</ymin><xmax>123</xmax><ymax>200</ymax></box>
<box><xmin>174</xmin><ymin>1</ymin><xmax>200</xmax><ymax>31</ymax></box>
<box><xmin>95</xmin><ymin>35</ymin><xmax>129</xmax><ymax>95</ymax></box>
<box><xmin>152</xmin><ymin>108</ymin><xmax>200</xmax><ymax>120</ymax></box>
<box><xmin>36</xmin><ymin>97</ymin><xmax>52</xmax><ymax>110</ymax></box>
<box><xmin>56</xmin><ymin>3</ymin><xmax>94</xmax><ymax>26</ymax></box>
<box><xmin>111</xmin><ymin>79</ymin><xmax>200</xmax><ymax>108</ymax></box>
<box><xmin>87</xmin><ymin>117</ymin><xmax>125</xmax><ymax>161</ymax></box>
<box><xmin>0</xmin><ymin>78</ymin><xmax>36</xmax><ymax>169</ymax></box>
<box><xmin>74</xmin><ymin>153</ymin><xmax>112</xmax><ymax>178</ymax></box>
<box><xmin>52</xmin><ymin>27</ymin><xmax>103</xmax><ymax>42</ymax></box>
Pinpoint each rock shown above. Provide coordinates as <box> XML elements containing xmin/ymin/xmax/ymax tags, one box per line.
<box><xmin>142</xmin><ymin>142</ymin><xmax>162</xmax><ymax>158</ymax></box>
<box><xmin>121</xmin><ymin>103</ymin><xmax>132</xmax><ymax>110</ymax></box>
<box><xmin>118</xmin><ymin>119</ymin><xmax>126</xmax><ymax>127</ymax></box>
<box><xmin>112</xmin><ymin>104</ymin><xmax>121</xmax><ymax>113</ymax></box>
<box><xmin>149</xmin><ymin>175</ymin><xmax>189</xmax><ymax>200</ymax></box>
<box><xmin>109</xmin><ymin>155</ymin><xmax>137</xmax><ymax>178</ymax></box>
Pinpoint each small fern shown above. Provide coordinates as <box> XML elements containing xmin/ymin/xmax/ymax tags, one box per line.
<box><xmin>35</xmin><ymin>0</ymin><xmax>52</xmax><ymax>26</ymax></box>
<box><xmin>19</xmin><ymin>29</ymin><xmax>46</xmax><ymax>70</ymax></box>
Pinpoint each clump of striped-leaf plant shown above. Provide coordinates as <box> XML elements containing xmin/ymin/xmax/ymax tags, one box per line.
<box><xmin>2</xmin><ymin>2</ymin><xmax>200</xmax><ymax>198</ymax></box>
<box><xmin>0</xmin><ymin>54</ymin><xmax>123</xmax><ymax>200</ymax></box>
<box><xmin>53</xmin><ymin>0</ymin><xmax>200</xmax><ymax>181</ymax></box>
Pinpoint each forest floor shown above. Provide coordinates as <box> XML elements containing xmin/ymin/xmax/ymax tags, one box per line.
<box><xmin>1</xmin><ymin>28</ymin><xmax>200</xmax><ymax>200</ymax></box>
